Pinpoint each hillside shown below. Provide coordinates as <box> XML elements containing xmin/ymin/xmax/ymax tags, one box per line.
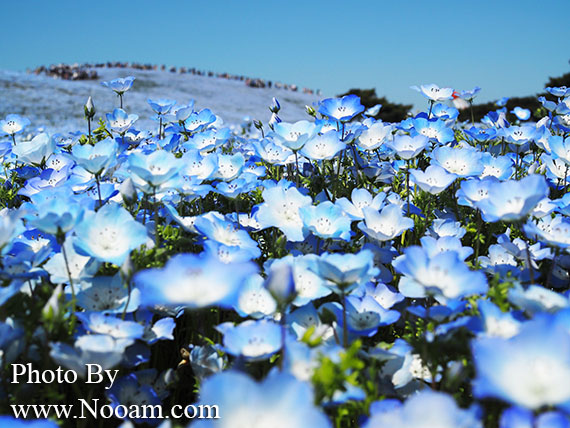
<box><xmin>0</xmin><ymin>67</ymin><xmax>321</xmax><ymax>134</ymax></box>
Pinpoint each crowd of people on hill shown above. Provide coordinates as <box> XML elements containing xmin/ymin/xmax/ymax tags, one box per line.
<box><xmin>30</xmin><ymin>62</ymin><xmax>320</xmax><ymax>95</ymax></box>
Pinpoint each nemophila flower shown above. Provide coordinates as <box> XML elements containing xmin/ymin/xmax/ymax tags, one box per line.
<box><xmin>194</xmin><ymin>211</ymin><xmax>260</xmax><ymax>259</ymax></box>
<box><xmin>548</xmin><ymin>135</ymin><xmax>570</xmax><ymax>164</ymax></box>
<box><xmin>460</xmin><ymin>86</ymin><xmax>481</xmax><ymax>101</ymax></box>
<box><xmin>356</xmin><ymin>121</ymin><xmax>393</xmax><ymax>151</ymax></box>
<box><xmin>508</xmin><ymin>284</ymin><xmax>569</xmax><ymax>315</ymax></box>
<box><xmin>188</xmin><ymin>344</ymin><xmax>226</xmax><ymax>382</ymax></box>
<box><xmin>524</xmin><ymin>215</ymin><xmax>570</xmax><ymax>249</ymax></box>
<box><xmin>273</xmin><ymin>120</ymin><xmax>319</xmax><ymax>151</ymax></box>
<box><xmin>318</xmin><ymin>94</ymin><xmax>364</xmax><ymax>122</ymax></box>
<box><xmin>410</xmin><ymin>164</ymin><xmax>457</xmax><ymax>194</ymax></box>
<box><xmin>393</xmin><ymin>246</ymin><xmax>488</xmax><ymax>301</ymax></box>
<box><xmin>472</xmin><ymin>316</ymin><xmax>570</xmax><ymax>411</ymax></box>
<box><xmin>0</xmin><ymin>114</ymin><xmax>31</xmax><ymax>137</ymax></box>
<box><xmin>180</xmin><ymin>149</ymin><xmax>217</xmax><ymax>180</ymax></box>
<box><xmin>300</xmin><ymin>130</ymin><xmax>345</xmax><ymax>161</ymax></box>
<box><xmin>353</xmin><ymin>281</ymin><xmax>404</xmax><ymax>310</ymax></box>
<box><xmin>266</xmin><ymin>255</ymin><xmax>331</xmax><ymax>306</ymax></box>
<box><xmin>420</xmin><ymin>235</ymin><xmax>473</xmax><ymax>261</ymax></box>
<box><xmin>101</xmin><ymin>76</ymin><xmax>135</xmax><ymax>95</ymax></box>
<box><xmin>547</xmin><ymin>86</ymin><xmax>570</xmax><ymax>98</ymax></box>
<box><xmin>500</xmin><ymin>407</ymin><xmax>570</xmax><ymax>428</ymax></box>
<box><xmin>464</xmin><ymin>126</ymin><xmax>498</xmax><ymax>144</ymax></box>
<box><xmin>502</xmin><ymin>125</ymin><xmax>536</xmax><ymax>145</ymax></box>
<box><xmin>0</xmin><ymin>208</ymin><xmax>23</xmax><ymax>251</ymax></box>
<box><xmin>512</xmin><ymin>107</ymin><xmax>531</xmax><ymax>121</ymax></box>
<box><xmin>12</xmin><ymin>133</ymin><xmax>55</xmax><ymax>165</ymax></box>
<box><xmin>106</xmin><ymin>108</ymin><xmax>138</xmax><ymax>135</ymax></box>
<box><xmin>256</xmin><ymin>183</ymin><xmax>312</xmax><ymax>242</ymax></box>
<box><xmin>50</xmin><ymin>334</ymin><xmax>133</xmax><ymax>376</ymax></box>
<box><xmin>432</xmin><ymin>146</ymin><xmax>484</xmax><ymax>177</ymax></box>
<box><xmin>73</xmin><ymin>203</ymin><xmax>147</xmax><ymax>266</ymax></box>
<box><xmin>233</xmin><ymin>274</ymin><xmax>276</xmax><ymax>318</ymax></box>
<box><xmin>411</xmin><ymin>84</ymin><xmax>454</xmax><ymax>102</ymax></box>
<box><xmin>106</xmin><ymin>374</ymin><xmax>162</xmax><ymax>425</ymax></box>
<box><xmin>358</xmin><ymin>204</ymin><xmax>413</xmax><ymax>241</ymax></box>
<box><xmin>363</xmin><ymin>390</ymin><xmax>482</xmax><ymax>428</ymax></box>
<box><xmin>213</xmin><ymin>152</ymin><xmax>245</xmax><ymax>181</ymax></box>
<box><xmin>43</xmin><ymin>236</ymin><xmax>99</xmax><ymax>284</ymax></box>
<box><xmin>456</xmin><ymin>176</ymin><xmax>498</xmax><ymax>208</ymax></box>
<box><xmin>218</xmin><ymin>319</ymin><xmax>281</xmax><ymax>360</ymax></box>
<box><xmin>182</xmin><ymin>108</ymin><xmax>217</xmax><ymax>133</ymax></box>
<box><xmin>251</xmin><ymin>137</ymin><xmax>293</xmax><ymax>165</ymax></box>
<box><xmin>477</xmin><ymin>300</ymin><xmax>521</xmax><ymax>339</ymax></box>
<box><xmin>299</xmin><ymin>201</ymin><xmax>351</xmax><ymax>241</ymax></box>
<box><xmin>480</xmin><ymin>153</ymin><xmax>514</xmax><ymax>180</ymax></box>
<box><xmin>193</xmin><ymin>370</ymin><xmax>331</xmax><ymax>428</ymax></box>
<box><xmin>329</xmin><ymin>295</ymin><xmax>400</xmax><ymax>336</ymax></box>
<box><xmin>429</xmin><ymin>218</ymin><xmax>466</xmax><ymax>239</ymax></box>
<box><xmin>410</xmin><ymin>117</ymin><xmax>455</xmax><ymax>144</ymax></box>
<box><xmin>214</xmin><ymin>175</ymin><xmax>258</xmax><ymax>199</ymax></box>
<box><xmin>286</xmin><ymin>303</ymin><xmax>334</xmax><ymax>343</ymax></box>
<box><xmin>475</xmin><ymin>174</ymin><xmax>549</xmax><ymax>222</ymax></box>
<box><xmin>76</xmin><ymin>312</ymin><xmax>144</xmax><ymax>340</ymax></box>
<box><xmin>335</xmin><ymin>188</ymin><xmax>386</xmax><ymax>221</ymax></box>
<box><xmin>71</xmin><ymin>138</ymin><xmax>118</xmax><ymax>174</ymax></box>
<box><xmin>76</xmin><ymin>275</ymin><xmax>140</xmax><ymax>313</ymax></box>
<box><xmin>127</xmin><ymin>149</ymin><xmax>183</xmax><ymax>189</ymax></box>
<box><xmin>483</xmin><ymin>109</ymin><xmax>509</xmax><ymax>128</ymax></box>
<box><xmin>432</xmin><ymin>103</ymin><xmax>459</xmax><ymax>121</ymax></box>
<box><xmin>312</xmin><ymin>249</ymin><xmax>379</xmax><ymax>294</ymax></box>
<box><xmin>135</xmin><ymin>252</ymin><xmax>257</xmax><ymax>309</ymax></box>
<box><xmin>385</xmin><ymin>134</ymin><xmax>429</xmax><ymax>160</ymax></box>
<box><xmin>0</xmin><ymin>417</ymin><xmax>58</xmax><ymax>427</ymax></box>
<box><xmin>24</xmin><ymin>188</ymin><xmax>84</xmax><ymax>236</ymax></box>
<box><xmin>148</xmin><ymin>98</ymin><xmax>176</xmax><ymax>115</ymax></box>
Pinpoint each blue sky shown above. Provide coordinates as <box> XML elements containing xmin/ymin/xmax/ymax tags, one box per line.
<box><xmin>2</xmin><ymin>0</ymin><xmax>569</xmax><ymax>107</ymax></box>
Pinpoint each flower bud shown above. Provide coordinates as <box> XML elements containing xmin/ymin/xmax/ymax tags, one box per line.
<box><xmin>119</xmin><ymin>177</ymin><xmax>138</xmax><ymax>205</ymax></box>
<box><xmin>84</xmin><ymin>96</ymin><xmax>96</xmax><ymax>119</ymax></box>
<box><xmin>305</xmin><ymin>105</ymin><xmax>316</xmax><ymax>117</ymax></box>
<box><xmin>269</xmin><ymin>97</ymin><xmax>281</xmax><ymax>114</ymax></box>
<box><xmin>264</xmin><ymin>264</ymin><xmax>296</xmax><ymax>307</ymax></box>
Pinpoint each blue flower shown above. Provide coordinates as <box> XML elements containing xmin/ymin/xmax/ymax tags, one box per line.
<box><xmin>393</xmin><ymin>245</ymin><xmax>488</xmax><ymax>301</ymax></box>
<box><xmin>256</xmin><ymin>183</ymin><xmax>313</xmax><ymax>242</ymax></box>
<box><xmin>410</xmin><ymin>164</ymin><xmax>457</xmax><ymax>194</ymax></box>
<box><xmin>432</xmin><ymin>146</ymin><xmax>484</xmax><ymax>177</ymax></box>
<box><xmin>364</xmin><ymin>390</ymin><xmax>481</xmax><ymax>428</ymax></box>
<box><xmin>194</xmin><ymin>211</ymin><xmax>261</xmax><ymax>259</ymax></box>
<box><xmin>312</xmin><ymin>249</ymin><xmax>379</xmax><ymax>293</ymax></box>
<box><xmin>464</xmin><ymin>126</ymin><xmax>498</xmax><ymax>144</ymax></box>
<box><xmin>335</xmin><ymin>188</ymin><xmax>386</xmax><ymax>221</ymax></box>
<box><xmin>127</xmin><ymin>149</ymin><xmax>183</xmax><ymax>188</ymax></box>
<box><xmin>71</xmin><ymin>138</ymin><xmax>118</xmax><ymax>174</ymax></box>
<box><xmin>0</xmin><ymin>114</ymin><xmax>31</xmax><ymax>136</ymax></box>
<box><xmin>218</xmin><ymin>319</ymin><xmax>282</xmax><ymax>360</ymax></box>
<box><xmin>50</xmin><ymin>334</ymin><xmax>133</xmax><ymax>376</ymax></box>
<box><xmin>512</xmin><ymin>107</ymin><xmax>531</xmax><ymax>121</ymax></box>
<box><xmin>385</xmin><ymin>134</ymin><xmax>429</xmax><ymax>160</ymax></box>
<box><xmin>12</xmin><ymin>133</ymin><xmax>55</xmax><ymax>165</ymax></box>
<box><xmin>299</xmin><ymin>201</ymin><xmax>352</xmax><ymax>241</ymax></box>
<box><xmin>475</xmin><ymin>175</ymin><xmax>549</xmax><ymax>222</ymax></box>
<box><xmin>0</xmin><ymin>417</ymin><xmax>58</xmax><ymax>427</ymax></box>
<box><xmin>76</xmin><ymin>312</ymin><xmax>144</xmax><ymax>340</ymax></box>
<box><xmin>24</xmin><ymin>187</ymin><xmax>84</xmax><ymax>236</ymax></box>
<box><xmin>356</xmin><ymin>122</ymin><xmax>393</xmax><ymax>151</ymax></box>
<box><xmin>318</xmin><ymin>94</ymin><xmax>364</xmax><ymax>121</ymax></box>
<box><xmin>134</xmin><ymin>252</ymin><xmax>257</xmax><ymax>309</ymax></box>
<box><xmin>410</xmin><ymin>117</ymin><xmax>455</xmax><ymax>144</ymax></box>
<box><xmin>480</xmin><ymin>153</ymin><xmax>514</xmax><ymax>180</ymax></box>
<box><xmin>76</xmin><ymin>275</ymin><xmax>140</xmax><ymax>314</ymax></box>
<box><xmin>273</xmin><ymin>120</ymin><xmax>320</xmax><ymax>151</ymax></box>
<box><xmin>300</xmin><ymin>130</ymin><xmax>345</xmax><ymax>161</ymax></box>
<box><xmin>106</xmin><ymin>108</ymin><xmax>138</xmax><ymax>134</ymax></box>
<box><xmin>357</xmin><ymin>204</ymin><xmax>414</xmax><ymax>241</ymax></box>
<box><xmin>411</xmin><ymin>84</ymin><xmax>454</xmax><ymax>102</ymax></box>
<box><xmin>148</xmin><ymin>98</ymin><xmax>176</xmax><ymax>115</ymax></box>
<box><xmin>192</xmin><ymin>370</ymin><xmax>331</xmax><ymax>428</ymax></box>
<box><xmin>101</xmin><ymin>76</ymin><xmax>135</xmax><ymax>94</ymax></box>
<box><xmin>472</xmin><ymin>316</ymin><xmax>570</xmax><ymax>411</ymax></box>
<box><xmin>73</xmin><ymin>203</ymin><xmax>147</xmax><ymax>265</ymax></box>
<box><xmin>500</xmin><ymin>407</ymin><xmax>570</xmax><ymax>428</ymax></box>
<box><xmin>106</xmin><ymin>374</ymin><xmax>161</xmax><ymax>425</ymax></box>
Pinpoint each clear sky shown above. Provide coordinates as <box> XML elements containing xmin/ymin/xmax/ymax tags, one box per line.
<box><xmin>2</xmin><ymin>0</ymin><xmax>569</xmax><ymax>107</ymax></box>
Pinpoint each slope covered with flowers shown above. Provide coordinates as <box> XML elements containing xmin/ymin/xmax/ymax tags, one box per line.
<box><xmin>1</xmin><ymin>77</ymin><xmax>570</xmax><ymax>427</ymax></box>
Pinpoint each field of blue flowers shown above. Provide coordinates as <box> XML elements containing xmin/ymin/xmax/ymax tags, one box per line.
<box><xmin>1</xmin><ymin>76</ymin><xmax>570</xmax><ymax>427</ymax></box>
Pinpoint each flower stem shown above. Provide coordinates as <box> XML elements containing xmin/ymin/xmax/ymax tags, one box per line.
<box><xmin>342</xmin><ymin>290</ymin><xmax>348</xmax><ymax>349</ymax></box>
